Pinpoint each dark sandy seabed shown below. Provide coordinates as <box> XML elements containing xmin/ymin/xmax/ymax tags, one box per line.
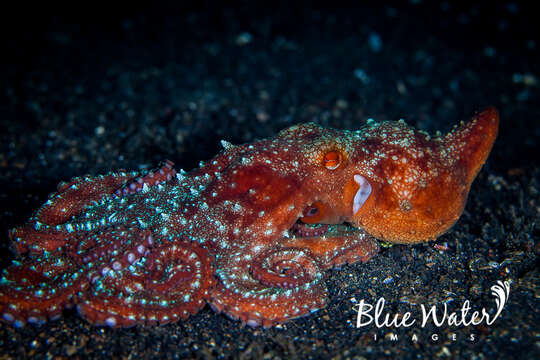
<box><xmin>0</xmin><ymin>2</ymin><xmax>538</xmax><ymax>359</ymax></box>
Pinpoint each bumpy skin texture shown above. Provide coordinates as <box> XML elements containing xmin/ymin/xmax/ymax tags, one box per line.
<box><xmin>0</xmin><ymin>108</ymin><xmax>498</xmax><ymax>328</ymax></box>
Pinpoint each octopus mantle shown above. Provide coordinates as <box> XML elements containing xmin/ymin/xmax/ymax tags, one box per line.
<box><xmin>0</xmin><ymin>108</ymin><xmax>498</xmax><ymax>328</ymax></box>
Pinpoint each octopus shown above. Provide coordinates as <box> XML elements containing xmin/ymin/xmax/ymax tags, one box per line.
<box><xmin>0</xmin><ymin>107</ymin><xmax>499</xmax><ymax>328</ymax></box>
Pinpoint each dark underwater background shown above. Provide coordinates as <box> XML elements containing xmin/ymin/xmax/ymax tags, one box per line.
<box><xmin>0</xmin><ymin>1</ymin><xmax>538</xmax><ymax>359</ymax></box>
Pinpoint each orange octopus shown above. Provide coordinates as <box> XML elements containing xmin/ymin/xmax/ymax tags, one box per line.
<box><xmin>0</xmin><ymin>108</ymin><xmax>498</xmax><ymax>328</ymax></box>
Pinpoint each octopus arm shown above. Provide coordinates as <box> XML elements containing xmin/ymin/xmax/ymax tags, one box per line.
<box><xmin>209</xmin><ymin>247</ymin><xmax>328</xmax><ymax>328</ymax></box>
<box><xmin>78</xmin><ymin>241</ymin><xmax>214</xmax><ymax>327</ymax></box>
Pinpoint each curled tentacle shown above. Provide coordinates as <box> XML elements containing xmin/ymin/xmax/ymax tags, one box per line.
<box><xmin>9</xmin><ymin>173</ymin><xmax>135</xmax><ymax>254</ymax></box>
<box><xmin>0</xmin><ymin>256</ymin><xmax>86</xmax><ymax>327</ymax></box>
<box><xmin>210</xmin><ymin>247</ymin><xmax>328</xmax><ymax>328</ymax></box>
<box><xmin>290</xmin><ymin>222</ymin><xmax>329</xmax><ymax>237</ymax></box>
<box><xmin>77</xmin><ymin>241</ymin><xmax>214</xmax><ymax>327</ymax></box>
<box><xmin>10</xmin><ymin>161</ymin><xmax>176</xmax><ymax>255</ymax></box>
<box><xmin>35</xmin><ymin>174</ymin><xmax>136</xmax><ymax>227</ymax></box>
<box><xmin>68</xmin><ymin>226</ymin><xmax>154</xmax><ymax>283</ymax></box>
<box><xmin>0</xmin><ymin>226</ymin><xmax>155</xmax><ymax>327</ymax></box>
<box><xmin>250</xmin><ymin>248</ymin><xmax>320</xmax><ymax>289</ymax></box>
<box><xmin>283</xmin><ymin>224</ymin><xmax>379</xmax><ymax>269</ymax></box>
<box><xmin>9</xmin><ymin>226</ymin><xmax>72</xmax><ymax>256</ymax></box>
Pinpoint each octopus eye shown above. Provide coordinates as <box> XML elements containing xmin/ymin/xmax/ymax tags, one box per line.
<box><xmin>301</xmin><ymin>202</ymin><xmax>326</xmax><ymax>224</ymax></box>
<box><xmin>324</xmin><ymin>150</ymin><xmax>342</xmax><ymax>170</ymax></box>
<box><xmin>303</xmin><ymin>206</ymin><xmax>319</xmax><ymax>217</ymax></box>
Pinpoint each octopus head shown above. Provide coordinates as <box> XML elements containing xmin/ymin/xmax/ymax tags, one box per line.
<box><xmin>297</xmin><ymin>108</ymin><xmax>499</xmax><ymax>244</ymax></box>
